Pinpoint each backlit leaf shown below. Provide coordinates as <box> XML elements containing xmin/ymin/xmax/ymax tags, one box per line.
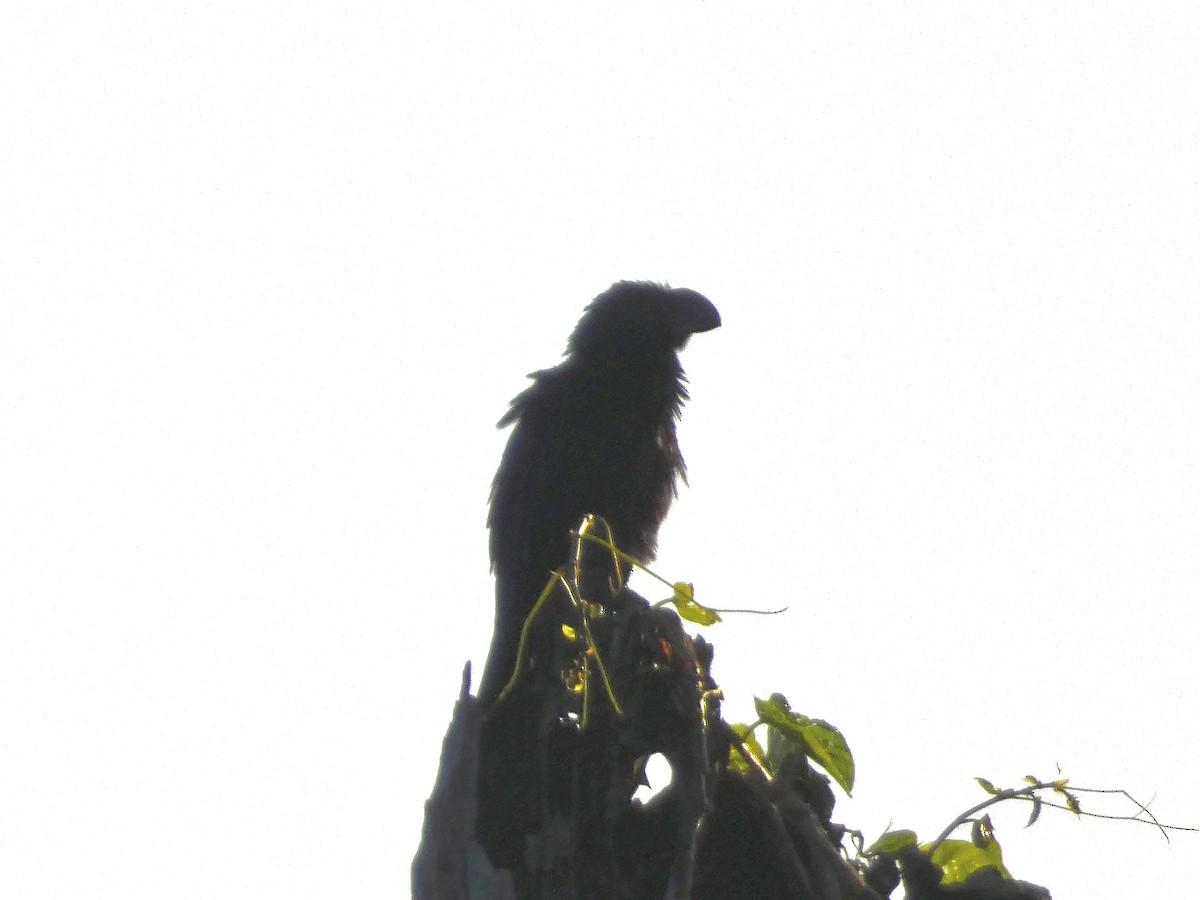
<box><xmin>754</xmin><ymin>695</ymin><xmax>855</xmax><ymax>794</ymax></box>
<box><xmin>670</xmin><ymin>582</ymin><xmax>722</xmax><ymax>625</ymax></box>
<box><xmin>924</xmin><ymin>838</ymin><xmax>1011</xmax><ymax>885</ymax></box>
<box><xmin>727</xmin><ymin>722</ymin><xmax>767</xmax><ymax>775</ymax></box>
<box><xmin>866</xmin><ymin>829</ymin><xmax>918</xmax><ymax>856</ymax></box>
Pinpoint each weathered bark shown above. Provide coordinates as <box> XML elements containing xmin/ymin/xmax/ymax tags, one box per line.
<box><xmin>411</xmin><ymin>666</ymin><xmax>514</xmax><ymax>900</ymax></box>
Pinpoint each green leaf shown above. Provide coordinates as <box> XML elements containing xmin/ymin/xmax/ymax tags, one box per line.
<box><xmin>1026</xmin><ymin>797</ymin><xmax>1043</xmax><ymax>828</ymax></box>
<box><xmin>727</xmin><ymin>723</ymin><xmax>767</xmax><ymax>776</ymax></box>
<box><xmin>975</xmin><ymin>777</ymin><xmax>998</xmax><ymax>795</ymax></box>
<box><xmin>866</xmin><ymin>829</ymin><xmax>918</xmax><ymax>856</ymax></box>
<box><xmin>670</xmin><ymin>582</ymin><xmax>722</xmax><ymax>625</ymax></box>
<box><xmin>923</xmin><ymin>839</ymin><xmax>1011</xmax><ymax>885</ymax></box>
<box><xmin>754</xmin><ymin>695</ymin><xmax>855</xmax><ymax>794</ymax></box>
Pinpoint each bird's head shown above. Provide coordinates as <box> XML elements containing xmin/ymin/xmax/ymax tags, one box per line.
<box><xmin>566</xmin><ymin>281</ymin><xmax>721</xmax><ymax>361</ymax></box>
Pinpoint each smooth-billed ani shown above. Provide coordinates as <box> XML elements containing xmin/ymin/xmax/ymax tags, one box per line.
<box><xmin>478</xmin><ymin>280</ymin><xmax>720</xmax><ymax>705</ymax></box>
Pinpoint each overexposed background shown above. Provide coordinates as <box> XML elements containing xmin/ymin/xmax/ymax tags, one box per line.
<box><xmin>3</xmin><ymin>3</ymin><xmax>1197</xmax><ymax>897</ymax></box>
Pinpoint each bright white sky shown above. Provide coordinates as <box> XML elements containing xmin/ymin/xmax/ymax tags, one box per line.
<box><xmin>3</xmin><ymin>3</ymin><xmax>1197</xmax><ymax>898</ymax></box>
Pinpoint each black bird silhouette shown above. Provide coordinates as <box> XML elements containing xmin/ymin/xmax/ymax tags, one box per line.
<box><xmin>478</xmin><ymin>281</ymin><xmax>720</xmax><ymax>705</ymax></box>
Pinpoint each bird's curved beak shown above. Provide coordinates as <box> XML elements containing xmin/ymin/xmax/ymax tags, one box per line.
<box><xmin>671</xmin><ymin>288</ymin><xmax>722</xmax><ymax>337</ymax></box>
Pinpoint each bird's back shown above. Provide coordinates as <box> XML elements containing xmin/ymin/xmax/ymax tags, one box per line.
<box><xmin>479</xmin><ymin>359</ymin><xmax>683</xmax><ymax>703</ymax></box>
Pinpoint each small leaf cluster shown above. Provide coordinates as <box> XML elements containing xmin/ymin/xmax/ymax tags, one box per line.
<box><xmin>866</xmin><ymin>771</ymin><xmax>1193</xmax><ymax>889</ymax></box>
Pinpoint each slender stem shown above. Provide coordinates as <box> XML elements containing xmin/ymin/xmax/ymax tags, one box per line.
<box><xmin>926</xmin><ymin>780</ymin><xmax>1196</xmax><ymax>855</ymax></box>
<box><xmin>495</xmin><ymin>572</ymin><xmax>565</xmax><ymax>705</ymax></box>
<box><xmin>927</xmin><ymin>788</ymin><xmax>1024</xmax><ymax>853</ymax></box>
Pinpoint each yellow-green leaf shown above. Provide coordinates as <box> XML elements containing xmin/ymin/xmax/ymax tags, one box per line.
<box><xmin>670</xmin><ymin>582</ymin><xmax>722</xmax><ymax>625</ymax></box>
<box><xmin>754</xmin><ymin>695</ymin><xmax>855</xmax><ymax>794</ymax></box>
<box><xmin>975</xmin><ymin>777</ymin><xmax>998</xmax><ymax>795</ymax></box>
<box><xmin>866</xmin><ymin>829</ymin><xmax>918</xmax><ymax>856</ymax></box>
<box><xmin>923</xmin><ymin>839</ymin><xmax>1011</xmax><ymax>885</ymax></box>
<box><xmin>727</xmin><ymin>723</ymin><xmax>767</xmax><ymax>775</ymax></box>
